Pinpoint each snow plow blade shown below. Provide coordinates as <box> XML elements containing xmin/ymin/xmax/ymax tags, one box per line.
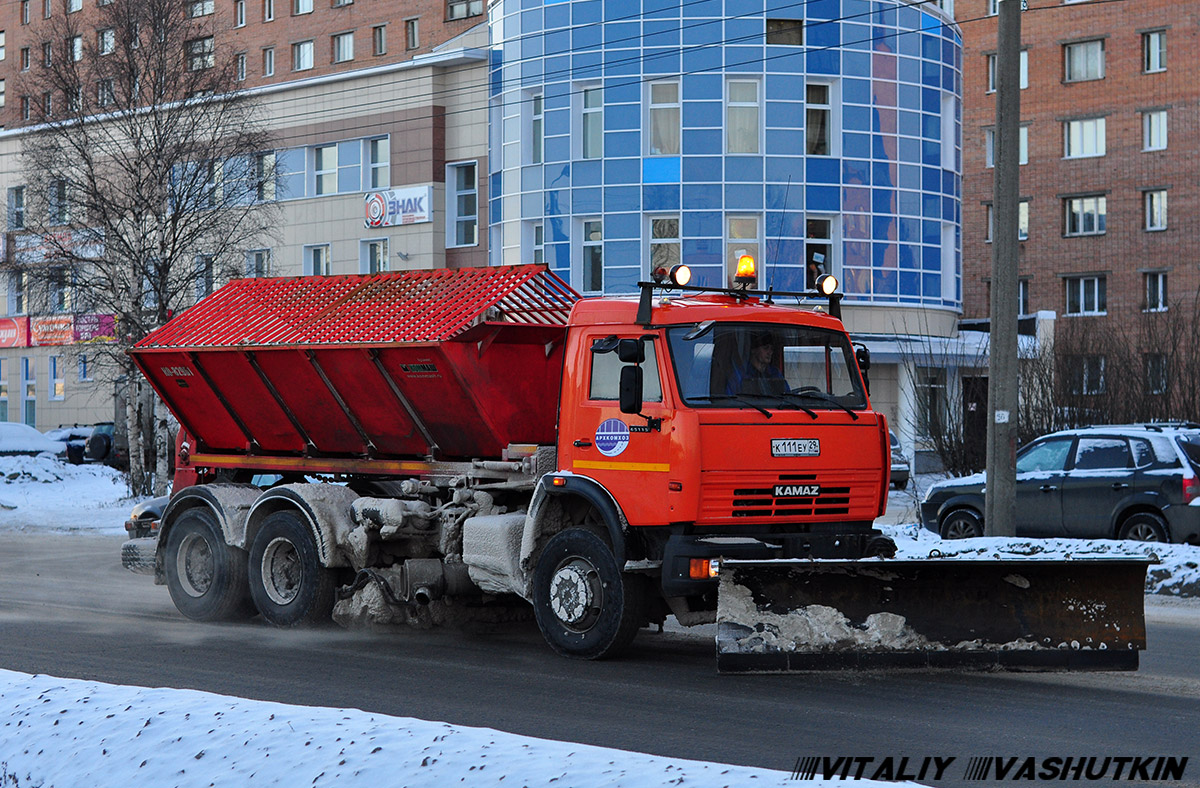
<box><xmin>716</xmin><ymin>558</ymin><xmax>1151</xmax><ymax>673</ymax></box>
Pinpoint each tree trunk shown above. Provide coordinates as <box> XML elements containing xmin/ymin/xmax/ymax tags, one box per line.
<box><xmin>125</xmin><ymin>374</ymin><xmax>146</xmax><ymax>496</ymax></box>
<box><xmin>153</xmin><ymin>394</ymin><xmax>171</xmax><ymax>496</ymax></box>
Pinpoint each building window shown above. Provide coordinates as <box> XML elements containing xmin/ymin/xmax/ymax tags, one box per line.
<box><xmin>1145</xmin><ymin>353</ymin><xmax>1168</xmax><ymax>395</ymax></box>
<box><xmin>47</xmin><ymin>357</ymin><xmax>64</xmax><ymax>401</ymax></box>
<box><xmin>235</xmin><ymin>52</ymin><xmax>246</xmax><ymax>81</ymax></box>
<box><xmin>649</xmin><ymin>216</ymin><xmax>680</xmax><ymax>273</ymax></box>
<box><xmin>42</xmin><ymin>91</ymin><xmax>52</xmax><ymax>117</ymax></box>
<box><xmin>1063</xmin><ymin>117</ymin><xmax>1104</xmax><ymax>158</ymax></box>
<box><xmin>21</xmin><ymin>95</ymin><xmax>30</xmax><ymax>121</ymax></box>
<box><xmin>725</xmin><ymin>215</ymin><xmax>760</xmax><ymax>286</ymax></box>
<box><xmin>404</xmin><ymin>18</ymin><xmax>417</xmax><ymax>50</ymax></box>
<box><xmin>1144</xmin><ymin>189</ymin><xmax>1167</xmax><ymax>232</ymax></box>
<box><xmin>292</xmin><ymin>40</ymin><xmax>313</xmax><ymax>71</ymax></box>
<box><xmin>332</xmin><ymin>0</ymin><xmax>351</xmax><ymax>7</ymax></box>
<box><xmin>1143</xmin><ymin>30</ymin><xmax>1165</xmax><ymax>73</ymax></box>
<box><xmin>1144</xmin><ymin>271</ymin><xmax>1167</xmax><ymax>312</ymax></box>
<box><xmin>20</xmin><ymin>47</ymin><xmax>29</xmax><ymax>70</ymax></box>
<box><xmin>530</xmin><ymin>93</ymin><xmax>544</xmax><ymax>164</ymax></box>
<box><xmin>986</xmin><ymin>50</ymin><xmax>1028</xmax><ymax>92</ymax></box>
<box><xmin>43</xmin><ymin>0</ymin><xmax>50</xmax><ymax>18</ymax></box>
<box><xmin>294</xmin><ymin>0</ymin><xmax>312</xmax><ymax>13</ymax></box>
<box><xmin>1067</xmin><ymin>355</ymin><xmax>1105</xmax><ymax>395</ymax></box>
<box><xmin>806</xmin><ymin>218</ymin><xmax>831</xmax><ymax>288</ymax></box>
<box><xmin>447</xmin><ymin>0</ymin><xmax>482</xmax><ymax>19</ymax></box>
<box><xmin>1065</xmin><ymin>275</ymin><xmax>1106</xmax><ymax>316</ymax></box>
<box><xmin>727</xmin><ymin>79</ymin><xmax>760</xmax><ymax>154</ymax></box>
<box><xmin>447</xmin><ymin>162</ymin><xmax>478</xmax><ymax>247</ymax></box>
<box><xmin>20</xmin><ymin>1</ymin><xmax>28</xmax><ymax>24</ymax></box>
<box><xmin>314</xmin><ymin>144</ymin><xmax>336</xmax><ymax>195</ymax></box>
<box><xmin>9</xmin><ymin>271</ymin><xmax>28</xmax><ymax>314</ymax></box>
<box><xmin>187</xmin><ymin>37</ymin><xmax>214</xmax><ymax>70</ymax></box>
<box><xmin>0</xmin><ymin>31</ymin><xmax>5</xmax><ymax>61</ymax></box>
<box><xmin>98</xmin><ymin>29</ymin><xmax>114</xmax><ymax>55</ymax></box>
<box><xmin>986</xmin><ymin>0</ymin><xmax>997</xmax><ymax>15</ymax></box>
<box><xmin>194</xmin><ymin>254</ymin><xmax>214</xmax><ymax>301</ymax></box>
<box><xmin>765</xmin><ymin>18</ymin><xmax>803</xmax><ymax>46</ymax></box>
<box><xmin>48</xmin><ymin>179</ymin><xmax>68</xmax><ymax>225</ymax></box>
<box><xmin>1064</xmin><ymin>195</ymin><xmax>1105</xmax><ymax>237</ymax></box>
<box><xmin>0</xmin><ymin>79</ymin><xmax>5</xmax><ymax>109</ymax></box>
<box><xmin>648</xmin><ymin>81</ymin><xmax>680</xmax><ymax>156</ymax></box>
<box><xmin>49</xmin><ymin>268</ymin><xmax>72</xmax><ymax>312</ymax></box>
<box><xmin>916</xmin><ymin>367</ymin><xmax>946</xmax><ymax>437</ymax></box>
<box><xmin>1018</xmin><ymin>199</ymin><xmax>1029</xmax><ymax>240</ymax></box>
<box><xmin>373</xmin><ymin>25</ymin><xmax>386</xmax><ymax>55</ymax></box>
<box><xmin>581</xmin><ymin>86</ymin><xmax>602</xmax><ymax>159</ymax></box>
<box><xmin>42</xmin><ymin>41</ymin><xmax>52</xmax><ymax>67</ymax></box>
<box><xmin>7</xmin><ymin>187</ymin><xmax>25</xmax><ymax>229</ymax></box>
<box><xmin>78</xmin><ymin>354</ymin><xmax>92</xmax><ymax>383</ymax></box>
<box><xmin>263</xmin><ymin>47</ymin><xmax>275</xmax><ymax>76</ymax></box>
<box><xmin>263</xmin><ymin>0</ymin><xmax>274</xmax><ymax>20</ymax></box>
<box><xmin>1018</xmin><ymin>278</ymin><xmax>1030</xmax><ymax>315</ymax></box>
<box><xmin>255</xmin><ymin>152</ymin><xmax>275</xmax><ymax>200</ymax></box>
<box><xmin>360</xmin><ymin>238</ymin><xmax>388</xmax><ymax>273</ymax></box>
<box><xmin>532</xmin><ymin>222</ymin><xmax>544</xmax><ymax>265</ymax></box>
<box><xmin>305</xmin><ymin>244</ymin><xmax>330</xmax><ymax>276</ymax></box>
<box><xmin>984</xmin><ymin>126</ymin><xmax>1028</xmax><ymax>166</ymax></box>
<box><xmin>69</xmin><ymin>35</ymin><xmax>82</xmax><ymax>61</ymax></box>
<box><xmin>367</xmin><ymin>137</ymin><xmax>389</xmax><ymax>188</ymax></box>
<box><xmin>21</xmin><ymin>358</ymin><xmax>35</xmax><ymax>427</ymax></box>
<box><xmin>245</xmin><ymin>249</ymin><xmax>270</xmax><ymax>277</ymax></box>
<box><xmin>189</xmin><ymin>0</ymin><xmax>213</xmax><ymax>16</ymax></box>
<box><xmin>332</xmin><ymin>32</ymin><xmax>353</xmax><ymax>63</ymax></box>
<box><xmin>234</xmin><ymin>0</ymin><xmax>245</xmax><ymax>26</ymax></box>
<box><xmin>582</xmin><ymin>219</ymin><xmax>603</xmax><ymax>293</ymax></box>
<box><xmin>0</xmin><ymin>359</ymin><xmax>7</xmax><ymax>422</ymax></box>
<box><xmin>98</xmin><ymin>78</ymin><xmax>114</xmax><ymax>106</ymax></box>
<box><xmin>1064</xmin><ymin>40</ymin><xmax>1104</xmax><ymax>82</ymax></box>
<box><xmin>1142</xmin><ymin>110</ymin><xmax>1167</xmax><ymax>151</ymax></box>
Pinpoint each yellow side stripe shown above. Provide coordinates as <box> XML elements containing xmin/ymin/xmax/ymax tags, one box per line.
<box><xmin>574</xmin><ymin>460</ymin><xmax>671</xmax><ymax>473</ymax></box>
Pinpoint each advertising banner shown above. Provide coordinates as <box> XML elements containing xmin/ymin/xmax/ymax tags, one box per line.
<box><xmin>0</xmin><ymin>317</ymin><xmax>29</xmax><ymax>348</ymax></box>
<box><xmin>74</xmin><ymin>313</ymin><xmax>117</xmax><ymax>343</ymax></box>
<box><xmin>364</xmin><ymin>186</ymin><xmax>433</xmax><ymax>228</ymax></box>
<box><xmin>31</xmin><ymin>315</ymin><xmax>76</xmax><ymax>346</ymax></box>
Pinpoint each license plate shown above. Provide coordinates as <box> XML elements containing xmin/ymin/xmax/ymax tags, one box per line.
<box><xmin>771</xmin><ymin>438</ymin><xmax>820</xmax><ymax>457</ymax></box>
<box><xmin>774</xmin><ymin>484</ymin><xmax>820</xmax><ymax>497</ymax></box>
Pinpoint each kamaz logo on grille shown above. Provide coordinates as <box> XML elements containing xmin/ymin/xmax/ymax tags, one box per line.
<box><xmin>774</xmin><ymin>484</ymin><xmax>820</xmax><ymax>497</ymax></box>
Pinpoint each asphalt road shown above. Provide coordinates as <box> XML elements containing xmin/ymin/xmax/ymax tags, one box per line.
<box><xmin>1</xmin><ymin>531</ymin><xmax>1198</xmax><ymax>786</ymax></box>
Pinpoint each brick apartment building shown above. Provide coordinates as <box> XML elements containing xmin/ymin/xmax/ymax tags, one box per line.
<box><xmin>0</xmin><ymin>0</ymin><xmax>490</xmax><ymax>429</ymax></box>
<box><xmin>962</xmin><ymin>0</ymin><xmax>1200</xmax><ymax>397</ymax></box>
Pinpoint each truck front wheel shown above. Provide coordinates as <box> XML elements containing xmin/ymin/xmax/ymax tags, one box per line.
<box><xmin>164</xmin><ymin>508</ymin><xmax>254</xmax><ymax>621</ymax></box>
<box><xmin>248</xmin><ymin>511</ymin><xmax>336</xmax><ymax>627</ymax></box>
<box><xmin>532</xmin><ymin>528</ymin><xmax>646</xmax><ymax>659</ymax></box>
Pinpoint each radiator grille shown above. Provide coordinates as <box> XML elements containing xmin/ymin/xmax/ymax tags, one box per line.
<box><xmin>699</xmin><ymin>470</ymin><xmax>876</xmax><ymax>523</ymax></box>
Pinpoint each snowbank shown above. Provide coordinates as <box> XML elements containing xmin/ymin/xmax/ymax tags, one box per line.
<box><xmin>0</xmin><ymin>670</ymin><xmax>861</xmax><ymax>788</ymax></box>
<box><xmin>0</xmin><ymin>456</ymin><xmax>133</xmax><ymax>535</ymax></box>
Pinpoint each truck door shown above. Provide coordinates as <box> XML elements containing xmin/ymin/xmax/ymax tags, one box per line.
<box><xmin>564</xmin><ymin>333</ymin><xmax>674</xmax><ymax>527</ymax></box>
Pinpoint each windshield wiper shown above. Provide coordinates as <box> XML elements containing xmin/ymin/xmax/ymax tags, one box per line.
<box><xmin>691</xmin><ymin>394</ymin><xmax>773</xmax><ymax>419</ymax></box>
<box><xmin>781</xmin><ymin>389</ymin><xmax>861</xmax><ymax>420</ymax></box>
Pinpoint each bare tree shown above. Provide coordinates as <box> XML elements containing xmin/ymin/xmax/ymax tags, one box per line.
<box><xmin>8</xmin><ymin>0</ymin><xmax>278</xmax><ymax>494</ymax></box>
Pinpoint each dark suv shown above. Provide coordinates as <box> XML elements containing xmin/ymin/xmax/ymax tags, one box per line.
<box><xmin>920</xmin><ymin>423</ymin><xmax>1200</xmax><ymax>544</ymax></box>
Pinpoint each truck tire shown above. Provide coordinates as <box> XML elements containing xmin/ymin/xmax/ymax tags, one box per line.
<box><xmin>164</xmin><ymin>508</ymin><xmax>254</xmax><ymax>621</ymax></box>
<box><xmin>1118</xmin><ymin>512</ymin><xmax>1169</xmax><ymax>543</ymax></box>
<box><xmin>248</xmin><ymin>510</ymin><xmax>336</xmax><ymax>627</ymax></box>
<box><xmin>532</xmin><ymin>528</ymin><xmax>646</xmax><ymax>660</ymax></box>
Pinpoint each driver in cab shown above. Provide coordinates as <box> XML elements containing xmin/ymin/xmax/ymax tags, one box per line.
<box><xmin>725</xmin><ymin>331</ymin><xmax>786</xmax><ymax>395</ymax></box>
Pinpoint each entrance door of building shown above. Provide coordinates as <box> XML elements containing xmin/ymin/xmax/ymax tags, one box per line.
<box><xmin>962</xmin><ymin>376</ymin><xmax>988</xmax><ymax>470</ymax></box>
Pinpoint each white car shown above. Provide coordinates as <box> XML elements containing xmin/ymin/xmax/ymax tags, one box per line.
<box><xmin>0</xmin><ymin>423</ymin><xmax>68</xmax><ymax>457</ymax></box>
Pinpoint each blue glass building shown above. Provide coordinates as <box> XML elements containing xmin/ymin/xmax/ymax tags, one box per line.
<box><xmin>487</xmin><ymin>0</ymin><xmax>962</xmax><ymax>309</ymax></box>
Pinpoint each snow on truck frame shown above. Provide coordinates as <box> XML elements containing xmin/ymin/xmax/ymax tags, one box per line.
<box><xmin>122</xmin><ymin>263</ymin><xmax>1150</xmax><ymax>670</ymax></box>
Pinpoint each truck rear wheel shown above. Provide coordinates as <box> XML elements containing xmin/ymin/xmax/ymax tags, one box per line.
<box><xmin>164</xmin><ymin>508</ymin><xmax>254</xmax><ymax>621</ymax></box>
<box><xmin>248</xmin><ymin>510</ymin><xmax>336</xmax><ymax>627</ymax></box>
<box><xmin>532</xmin><ymin>528</ymin><xmax>646</xmax><ymax>659</ymax></box>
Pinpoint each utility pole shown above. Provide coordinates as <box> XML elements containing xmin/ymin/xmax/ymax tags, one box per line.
<box><xmin>985</xmin><ymin>0</ymin><xmax>1021</xmax><ymax>537</ymax></box>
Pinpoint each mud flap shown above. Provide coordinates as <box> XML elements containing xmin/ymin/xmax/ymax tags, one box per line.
<box><xmin>716</xmin><ymin>558</ymin><xmax>1151</xmax><ymax>673</ymax></box>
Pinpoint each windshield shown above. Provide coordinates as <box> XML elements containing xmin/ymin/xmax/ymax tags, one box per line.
<box><xmin>665</xmin><ymin>322</ymin><xmax>867</xmax><ymax>411</ymax></box>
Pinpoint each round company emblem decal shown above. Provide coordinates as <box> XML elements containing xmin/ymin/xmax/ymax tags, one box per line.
<box><xmin>594</xmin><ymin>418</ymin><xmax>630</xmax><ymax>457</ymax></box>
<box><xmin>364</xmin><ymin>193</ymin><xmax>388</xmax><ymax>228</ymax></box>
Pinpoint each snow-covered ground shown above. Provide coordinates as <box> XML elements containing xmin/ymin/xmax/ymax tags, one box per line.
<box><xmin>1</xmin><ymin>459</ymin><xmax>1198</xmax><ymax>787</ymax></box>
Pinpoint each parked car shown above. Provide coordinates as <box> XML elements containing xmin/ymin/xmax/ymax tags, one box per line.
<box><xmin>0</xmin><ymin>423</ymin><xmax>68</xmax><ymax>457</ymax></box>
<box><xmin>44</xmin><ymin>425</ymin><xmax>94</xmax><ymax>464</ymax></box>
<box><xmin>125</xmin><ymin>495</ymin><xmax>170</xmax><ymax>539</ymax></box>
<box><xmin>889</xmin><ymin>431</ymin><xmax>910</xmax><ymax>489</ymax></box>
<box><xmin>920</xmin><ymin>423</ymin><xmax>1200</xmax><ymax>544</ymax></box>
<box><xmin>83</xmin><ymin>422</ymin><xmax>129</xmax><ymax>469</ymax></box>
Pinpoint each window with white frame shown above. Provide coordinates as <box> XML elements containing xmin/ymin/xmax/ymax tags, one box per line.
<box><xmin>1064</xmin><ymin>195</ymin><xmax>1105</xmax><ymax>236</ymax></box>
<box><xmin>8</xmin><ymin>271</ymin><xmax>28</xmax><ymax>314</ymax></box>
<box><xmin>98</xmin><ymin>28</ymin><xmax>114</xmax><ymax>54</ymax></box>
<box><xmin>294</xmin><ymin>0</ymin><xmax>311</xmax><ymax>13</ymax></box>
<box><xmin>1144</xmin><ymin>353</ymin><xmax>1168</xmax><ymax>396</ymax></box>
<box><xmin>530</xmin><ymin>93</ymin><xmax>544</xmax><ymax>164</ymax></box>
<box><xmin>1143</xmin><ymin>110</ymin><xmax>1166</xmax><ymax>151</ymax></box>
<box><xmin>725</xmin><ymin>215</ymin><xmax>760</xmax><ymax>286</ymax></box>
<box><xmin>263</xmin><ymin>0</ymin><xmax>274</xmax><ymax>20</ymax></box>
<box><xmin>648</xmin><ymin>81</ymin><xmax>680</xmax><ymax>156</ymax></box>
<box><xmin>1067</xmin><ymin>355</ymin><xmax>1105</xmax><ymax>396</ymax></box>
<box><xmin>373</xmin><ymin>25</ymin><xmax>386</xmax><ymax>55</ymax></box>
<box><xmin>447</xmin><ymin>0</ymin><xmax>483</xmax><ymax>19</ymax></box>
<box><xmin>806</xmin><ymin>82</ymin><xmax>835</xmax><ymax>156</ymax></box>
<box><xmin>1064</xmin><ymin>40</ymin><xmax>1104</xmax><ymax>82</ymax></box>
<box><xmin>806</xmin><ymin>218</ymin><xmax>832</xmax><ymax>288</ymax></box>
<box><xmin>235</xmin><ymin>52</ymin><xmax>245</xmax><ymax>81</ymax></box>
<box><xmin>78</xmin><ymin>354</ymin><xmax>92</xmax><ymax>383</ymax></box>
<box><xmin>360</xmin><ymin>239</ymin><xmax>388</xmax><ymax>273</ymax></box>
<box><xmin>69</xmin><ymin>35</ymin><xmax>81</xmax><ymax>61</ymax></box>
<box><xmin>48</xmin><ymin>356</ymin><xmax>64</xmax><ymax>400</ymax></box>
<box><xmin>1144</xmin><ymin>270</ymin><xmax>1167</xmax><ymax>312</ymax></box>
<box><xmin>305</xmin><ymin>244</ymin><xmax>330</xmax><ymax>276</ymax></box>
<box><xmin>1018</xmin><ymin>278</ymin><xmax>1030</xmax><ymax>315</ymax></box>
<box><xmin>21</xmin><ymin>358</ymin><xmax>35</xmax><ymax>427</ymax></box>
<box><xmin>727</xmin><ymin>79</ymin><xmax>760</xmax><ymax>155</ymax></box>
<box><xmin>42</xmin><ymin>0</ymin><xmax>49</xmax><ymax>18</ymax></box>
<box><xmin>234</xmin><ymin>0</ymin><xmax>245</xmax><ymax>26</ymax></box>
<box><xmin>314</xmin><ymin>144</ymin><xmax>336</xmax><ymax>195</ymax></box>
<box><xmin>1065</xmin><ymin>275</ymin><xmax>1106</xmax><ymax>315</ymax></box>
<box><xmin>190</xmin><ymin>0</ymin><xmax>213</xmax><ymax>15</ymax></box>
<box><xmin>649</xmin><ymin>216</ymin><xmax>680</xmax><ymax>273</ymax></box>
<box><xmin>984</xmin><ymin>125</ymin><xmax>1028</xmax><ymax>167</ymax></box>
<box><xmin>986</xmin><ymin>0</ymin><xmax>997</xmax><ymax>15</ymax></box>
<box><xmin>581</xmin><ymin>86</ymin><xmax>602</xmax><ymax>159</ymax></box>
<box><xmin>447</xmin><ymin>162</ymin><xmax>478</xmax><ymax>247</ymax></box>
<box><xmin>292</xmin><ymin>39</ymin><xmax>313</xmax><ymax>71</ymax></box>
<box><xmin>1143</xmin><ymin>30</ymin><xmax>1165</xmax><ymax>73</ymax></box>
<box><xmin>49</xmin><ymin>268</ymin><xmax>72</xmax><ymax>312</ymax></box>
<box><xmin>532</xmin><ymin>222</ymin><xmax>544</xmax><ymax>264</ymax></box>
<box><xmin>367</xmin><ymin>137</ymin><xmax>389</xmax><ymax>188</ymax></box>
<box><xmin>986</xmin><ymin>50</ymin><xmax>1028</xmax><ymax>92</ymax></box>
<box><xmin>194</xmin><ymin>254</ymin><xmax>214</xmax><ymax>301</ymax></box>
<box><xmin>245</xmin><ymin>249</ymin><xmax>270</xmax><ymax>277</ymax></box>
<box><xmin>187</xmin><ymin>36</ymin><xmax>214</xmax><ymax>70</ymax></box>
<box><xmin>0</xmin><ymin>79</ymin><xmax>5</xmax><ymax>109</ymax></box>
<box><xmin>20</xmin><ymin>46</ymin><xmax>28</xmax><ymax>70</ymax></box>
<box><xmin>404</xmin><ymin>18</ymin><xmax>418</xmax><ymax>50</ymax></box>
<box><xmin>1144</xmin><ymin>189</ymin><xmax>1167</xmax><ymax>231</ymax></box>
<box><xmin>1064</xmin><ymin>117</ymin><xmax>1104</xmax><ymax>158</ymax></box>
<box><xmin>1018</xmin><ymin>199</ymin><xmax>1029</xmax><ymax>240</ymax></box>
<box><xmin>48</xmin><ymin>179</ymin><xmax>68</xmax><ymax>225</ymax></box>
<box><xmin>255</xmin><ymin>152</ymin><xmax>275</xmax><ymax>200</ymax></box>
<box><xmin>8</xmin><ymin>186</ymin><xmax>25</xmax><ymax>230</ymax></box>
<box><xmin>262</xmin><ymin>46</ymin><xmax>274</xmax><ymax>76</ymax></box>
<box><xmin>332</xmin><ymin>31</ymin><xmax>353</xmax><ymax>63</ymax></box>
<box><xmin>582</xmin><ymin>219</ymin><xmax>603</xmax><ymax>292</ymax></box>
<box><xmin>916</xmin><ymin>367</ymin><xmax>946</xmax><ymax>437</ymax></box>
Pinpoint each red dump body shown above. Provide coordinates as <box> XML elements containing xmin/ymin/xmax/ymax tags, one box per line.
<box><xmin>131</xmin><ymin>266</ymin><xmax>579</xmax><ymax>470</ymax></box>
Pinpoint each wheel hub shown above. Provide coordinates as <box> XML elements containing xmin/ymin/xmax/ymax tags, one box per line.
<box><xmin>261</xmin><ymin>537</ymin><xmax>302</xmax><ymax>605</ymax></box>
<box><xmin>549</xmin><ymin>558</ymin><xmax>602</xmax><ymax>632</ymax></box>
<box><xmin>177</xmin><ymin>532</ymin><xmax>214</xmax><ymax>598</ymax></box>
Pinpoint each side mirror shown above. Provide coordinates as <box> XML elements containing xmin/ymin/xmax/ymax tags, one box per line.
<box><xmin>619</xmin><ymin>365</ymin><xmax>643</xmax><ymax>414</ymax></box>
<box><xmin>855</xmin><ymin>345</ymin><xmax>871</xmax><ymax>372</ymax></box>
<box><xmin>617</xmin><ymin>338</ymin><xmax>645</xmax><ymax>364</ymax></box>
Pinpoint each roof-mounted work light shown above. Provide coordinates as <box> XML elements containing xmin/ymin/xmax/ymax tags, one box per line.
<box><xmin>816</xmin><ymin>273</ymin><xmax>839</xmax><ymax>296</ymax></box>
<box><xmin>652</xmin><ymin>263</ymin><xmax>692</xmax><ymax>287</ymax></box>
